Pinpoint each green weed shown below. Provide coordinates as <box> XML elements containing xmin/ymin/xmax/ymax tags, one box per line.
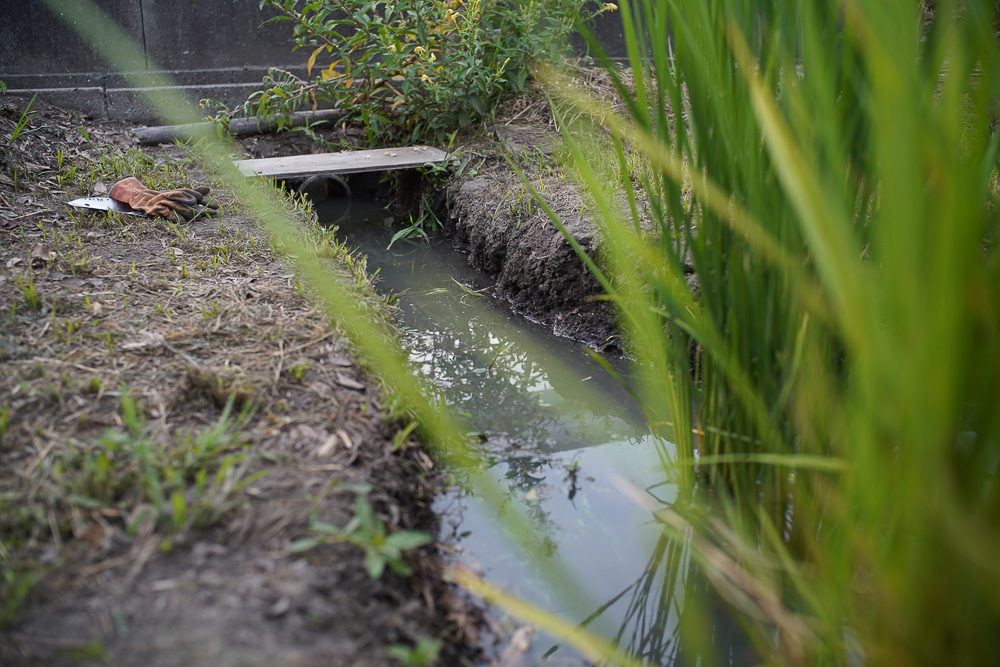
<box><xmin>391</xmin><ymin>421</ymin><xmax>419</xmax><ymax>451</ymax></box>
<box><xmin>288</xmin><ymin>361</ymin><xmax>309</xmax><ymax>383</ymax></box>
<box><xmin>13</xmin><ymin>272</ymin><xmax>41</xmax><ymax>311</ymax></box>
<box><xmin>9</xmin><ymin>93</ymin><xmax>38</xmax><ymax>143</ymax></box>
<box><xmin>56</xmin><ymin>392</ymin><xmax>265</xmax><ymax>538</ymax></box>
<box><xmin>200</xmin><ymin>300</ymin><xmax>228</xmax><ymax>325</ymax></box>
<box><xmin>291</xmin><ymin>495</ymin><xmax>431</xmax><ymax>579</ymax></box>
<box><xmin>387</xmin><ymin>215</ymin><xmax>431</xmax><ymax>249</ymax></box>
<box><xmin>0</xmin><ymin>405</ymin><xmax>7</xmax><ymax>452</ymax></box>
<box><xmin>0</xmin><ymin>557</ymin><xmax>42</xmax><ymax>629</ymax></box>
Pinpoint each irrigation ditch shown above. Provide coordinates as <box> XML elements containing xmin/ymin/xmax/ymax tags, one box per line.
<box><xmin>269</xmin><ymin>120</ymin><xmax>754</xmax><ymax>664</ymax></box>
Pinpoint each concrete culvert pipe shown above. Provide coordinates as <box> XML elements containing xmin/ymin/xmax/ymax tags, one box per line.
<box><xmin>296</xmin><ymin>175</ymin><xmax>352</xmax><ymax>226</ymax></box>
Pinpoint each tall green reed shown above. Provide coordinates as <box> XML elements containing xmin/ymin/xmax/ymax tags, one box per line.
<box><xmin>546</xmin><ymin>0</ymin><xmax>1000</xmax><ymax>662</ymax></box>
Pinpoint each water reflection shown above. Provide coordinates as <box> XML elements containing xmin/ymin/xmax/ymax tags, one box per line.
<box><xmin>332</xmin><ymin>204</ymin><xmax>646</xmax><ymax>451</ymax></box>
<box><xmin>328</xmin><ymin>200</ymin><xmax>751</xmax><ymax>665</ymax></box>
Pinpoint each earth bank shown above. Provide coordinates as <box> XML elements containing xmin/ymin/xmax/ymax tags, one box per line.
<box><xmin>0</xmin><ymin>98</ymin><xmax>479</xmax><ymax>667</ymax></box>
<box><xmin>446</xmin><ymin>162</ymin><xmax>618</xmax><ymax>352</ymax></box>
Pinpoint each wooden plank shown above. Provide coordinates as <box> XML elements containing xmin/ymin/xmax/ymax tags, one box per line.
<box><xmin>234</xmin><ymin>146</ymin><xmax>448</xmax><ymax>179</ymax></box>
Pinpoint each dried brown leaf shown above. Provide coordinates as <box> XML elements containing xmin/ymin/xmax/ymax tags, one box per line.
<box><xmin>30</xmin><ymin>242</ymin><xmax>54</xmax><ymax>268</ymax></box>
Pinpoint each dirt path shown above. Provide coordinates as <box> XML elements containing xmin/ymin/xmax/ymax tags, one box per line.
<box><xmin>0</xmin><ymin>99</ymin><xmax>476</xmax><ymax>666</ymax></box>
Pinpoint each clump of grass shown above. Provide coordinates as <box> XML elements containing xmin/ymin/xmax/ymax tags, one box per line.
<box><xmin>12</xmin><ymin>272</ymin><xmax>42</xmax><ymax>311</ymax></box>
<box><xmin>53</xmin><ymin>391</ymin><xmax>265</xmax><ymax>539</ymax></box>
<box><xmin>8</xmin><ymin>93</ymin><xmax>39</xmax><ymax>144</ymax></box>
<box><xmin>387</xmin><ymin>636</ymin><xmax>442</xmax><ymax>667</ymax></box>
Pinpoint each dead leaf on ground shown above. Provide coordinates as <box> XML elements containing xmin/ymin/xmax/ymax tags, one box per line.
<box><xmin>328</xmin><ymin>354</ymin><xmax>352</xmax><ymax>368</ymax></box>
<box><xmin>316</xmin><ymin>433</ymin><xmax>340</xmax><ymax>458</ymax></box>
<box><xmin>30</xmin><ymin>242</ymin><xmax>54</xmax><ymax>268</ymax></box>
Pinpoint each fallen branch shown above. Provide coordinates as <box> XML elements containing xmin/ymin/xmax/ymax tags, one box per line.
<box><xmin>134</xmin><ymin>109</ymin><xmax>342</xmax><ymax>145</ymax></box>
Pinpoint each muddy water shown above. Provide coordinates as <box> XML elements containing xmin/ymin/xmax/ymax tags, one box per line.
<box><xmin>321</xmin><ymin>197</ymin><xmax>751</xmax><ymax>666</ymax></box>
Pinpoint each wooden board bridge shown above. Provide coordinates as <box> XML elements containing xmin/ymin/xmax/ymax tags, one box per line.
<box><xmin>233</xmin><ymin>146</ymin><xmax>448</xmax><ymax>179</ymax></box>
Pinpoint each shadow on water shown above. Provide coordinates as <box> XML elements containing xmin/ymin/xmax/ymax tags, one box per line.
<box><xmin>317</xmin><ymin>194</ymin><xmax>755</xmax><ymax>666</ymax></box>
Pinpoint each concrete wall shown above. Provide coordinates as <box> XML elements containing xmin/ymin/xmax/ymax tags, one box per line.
<box><xmin>0</xmin><ymin>0</ymin><xmax>305</xmax><ymax>122</ymax></box>
<box><xmin>0</xmin><ymin>0</ymin><xmax>628</xmax><ymax>124</ymax></box>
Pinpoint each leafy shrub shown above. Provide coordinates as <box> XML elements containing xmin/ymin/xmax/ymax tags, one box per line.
<box><xmin>216</xmin><ymin>0</ymin><xmax>615</xmax><ymax>142</ymax></box>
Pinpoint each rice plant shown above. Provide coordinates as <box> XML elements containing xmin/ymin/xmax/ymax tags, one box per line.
<box><xmin>541</xmin><ymin>0</ymin><xmax>1000</xmax><ymax>662</ymax></box>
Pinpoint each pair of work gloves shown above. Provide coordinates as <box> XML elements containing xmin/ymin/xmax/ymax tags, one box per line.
<box><xmin>109</xmin><ymin>177</ymin><xmax>220</xmax><ymax>222</ymax></box>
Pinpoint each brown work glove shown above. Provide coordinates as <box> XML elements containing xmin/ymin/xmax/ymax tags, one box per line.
<box><xmin>109</xmin><ymin>177</ymin><xmax>220</xmax><ymax>222</ymax></box>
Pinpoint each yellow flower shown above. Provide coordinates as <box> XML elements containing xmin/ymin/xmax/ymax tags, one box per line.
<box><xmin>429</xmin><ymin>52</ymin><xmax>437</xmax><ymax>62</ymax></box>
<box><xmin>421</xmin><ymin>74</ymin><xmax>431</xmax><ymax>82</ymax></box>
<box><xmin>388</xmin><ymin>43</ymin><xmax>397</xmax><ymax>52</ymax></box>
<box><xmin>415</xmin><ymin>45</ymin><xmax>427</xmax><ymax>57</ymax></box>
<box><xmin>603</xmin><ymin>2</ymin><xmax>618</xmax><ymax>10</ymax></box>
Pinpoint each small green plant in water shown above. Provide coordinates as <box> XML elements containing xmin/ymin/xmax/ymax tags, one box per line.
<box><xmin>291</xmin><ymin>495</ymin><xmax>431</xmax><ymax>579</ymax></box>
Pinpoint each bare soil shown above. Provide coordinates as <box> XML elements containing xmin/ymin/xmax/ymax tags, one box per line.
<box><xmin>0</xmin><ymin>99</ymin><xmax>478</xmax><ymax>667</ymax></box>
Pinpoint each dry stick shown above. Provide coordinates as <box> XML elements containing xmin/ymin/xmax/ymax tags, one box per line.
<box><xmin>504</xmin><ymin>99</ymin><xmax>545</xmax><ymax>125</ymax></box>
<box><xmin>273</xmin><ymin>338</ymin><xmax>285</xmax><ymax>386</ymax></box>
<box><xmin>273</xmin><ymin>329</ymin><xmax>337</xmax><ymax>357</ymax></box>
